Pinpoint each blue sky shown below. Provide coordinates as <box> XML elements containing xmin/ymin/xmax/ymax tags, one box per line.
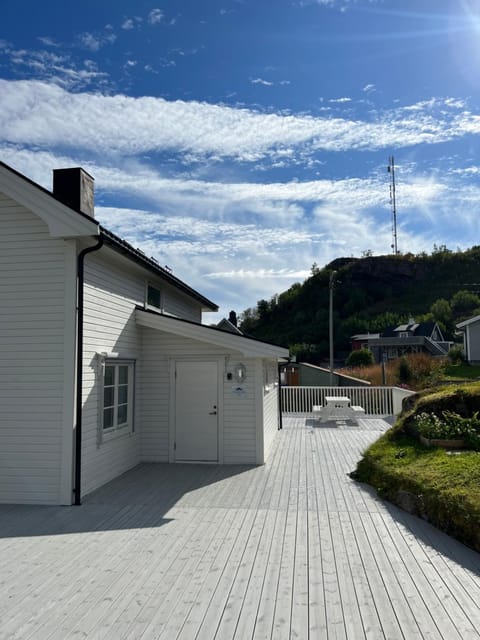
<box><xmin>1</xmin><ymin>0</ymin><xmax>480</xmax><ymax>322</ymax></box>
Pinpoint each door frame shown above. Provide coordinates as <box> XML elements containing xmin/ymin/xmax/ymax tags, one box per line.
<box><xmin>168</xmin><ymin>356</ymin><xmax>225</xmax><ymax>464</ymax></box>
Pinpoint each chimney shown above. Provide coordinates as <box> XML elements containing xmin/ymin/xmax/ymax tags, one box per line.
<box><xmin>53</xmin><ymin>167</ymin><xmax>95</xmax><ymax>218</ymax></box>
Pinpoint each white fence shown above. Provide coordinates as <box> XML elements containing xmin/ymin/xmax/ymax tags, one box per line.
<box><xmin>281</xmin><ymin>386</ymin><xmax>415</xmax><ymax>417</ymax></box>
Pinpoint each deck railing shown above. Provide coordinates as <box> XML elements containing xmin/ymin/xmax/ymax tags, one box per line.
<box><xmin>281</xmin><ymin>385</ymin><xmax>415</xmax><ymax>417</ymax></box>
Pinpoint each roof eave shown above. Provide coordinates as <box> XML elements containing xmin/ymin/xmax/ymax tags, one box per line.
<box><xmin>457</xmin><ymin>314</ymin><xmax>480</xmax><ymax>329</ymax></box>
<box><xmin>135</xmin><ymin>307</ymin><xmax>289</xmax><ymax>359</ymax></box>
<box><xmin>0</xmin><ymin>161</ymin><xmax>99</xmax><ymax>238</ymax></box>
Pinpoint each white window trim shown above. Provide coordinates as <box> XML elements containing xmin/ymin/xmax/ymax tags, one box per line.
<box><xmin>97</xmin><ymin>356</ymin><xmax>135</xmax><ymax>445</ymax></box>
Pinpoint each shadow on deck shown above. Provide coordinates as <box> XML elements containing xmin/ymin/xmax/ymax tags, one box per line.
<box><xmin>0</xmin><ymin>416</ymin><xmax>479</xmax><ymax>639</ymax></box>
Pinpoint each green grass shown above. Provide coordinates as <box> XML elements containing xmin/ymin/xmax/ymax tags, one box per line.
<box><xmin>354</xmin><ymin>383</ymin><xmax>480</xmax><ymax>551</ymax></box>
<box><xmin>443</xmin><ymin>363</ymin><xmax>480</xmax><ymax>380</ymax></box>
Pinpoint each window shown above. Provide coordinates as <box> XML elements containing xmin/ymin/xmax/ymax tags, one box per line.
<box><xmin>146</xmin><ymin>283</ymin><xmax>162</xmax><ymax>310</ymax></box>
<box><xmin>102</xmin><ymin>361</ymin><xmax>134</xmax><ymax>434</ymax></box>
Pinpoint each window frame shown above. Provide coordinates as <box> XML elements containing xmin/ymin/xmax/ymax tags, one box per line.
<box><xmin>145</xmin><ymin>282</ymin><xmax>162</xmax><ymax>311</ymax></box>
<box><xmin>99</xmin><ymin>359</ymin><xmax>135</xmax><ymax>443</ymax></box>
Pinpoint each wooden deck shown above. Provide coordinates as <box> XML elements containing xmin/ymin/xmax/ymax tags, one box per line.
<box><xmin>1</xmin><ymin>416</ymin><xmax>480</xmax><ymax>639</ymax></box>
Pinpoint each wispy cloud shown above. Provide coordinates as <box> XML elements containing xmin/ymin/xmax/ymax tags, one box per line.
<box><xmin>148</xmin><ymin>9</ymin><xmax>164</xmax><ymax>25</ymax></box>
<box><xmin>1</xmin><ymin>81</ymin><xmax>478</xmax><ymax>167</ymax></box>
<box><xmin>250</xmin><ymin>77</ymin><xmax>274</xmax><ymax>87</ymax></box>
<box><xmin>78</xmin><ymin>27</ymin><xmax>116</xmax><ymax>51</ymax></box>
<box><xmin>2</xmin><ymin>140</ymin><xmax>478</xmax><ymax>316</ymax></box>
<box><xmin>0</xmin><ymin>51</ymin><xmax>109</xmax><ymax>90</ymax></box>
<box><xmin>121</xmin><ymin>18</ymin><xmax>136</xmax><ymax>30</ymax></box>
<box><xmin>37</xmin><ymin>36</ymin><xmax>60</xmax><ymax>47</ymax></box>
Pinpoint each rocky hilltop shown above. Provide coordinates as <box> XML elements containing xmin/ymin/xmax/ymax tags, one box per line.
<box><xmin>240</xmin><ymin>247</ymin><xmax>480</xmax><ymax>357</ymax></box>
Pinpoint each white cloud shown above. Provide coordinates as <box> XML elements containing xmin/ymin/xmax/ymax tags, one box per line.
<box><xmin>2</xmin><ymin>141</ymin><xmax>479</xmax><ymax>318</ymax></box>
<box><xmin>78</xmin><ymin>28</ymin><xmax>116</xmax><ymax>52</ymax></box>
<box><xmin>0</xmin><ymin>51</ymin><xmax>109</xmax><ymax>90</ymax></box>
<box><xmin>148</xmin><ymin>9</ymin><xmax>164</xmax><ymax>25</ymax></box>
<box><xmin>121</xmin><ymin>19</ymin><xmax>135</xmax><ymax>30</ymax></box>
<box><xmin>451</xmin><ymin>166</ymin><xmax>480</xmax><ymax>176</ymax></box>
<box><xmin>329</xmin><ymin>97</ymin><xmax>352</xmax><ymax>103</ymax></box>
<box><xmin>250</xmin><ymin>78</ymin><xmax>274</xmax><ymax>87</ymax></box>
<box><xmin>363</xmin><ymin>83</ymin><xmax>375</xmax><ymax>93</ymax></box>
<box><xmin>1</xmin><ymin>81</ymin><xmax>479</xmax><ymax>166</ymax></box>
<box><xmin>37</xmin><ymin>36</ymin><xmax>60</xmax><ymax>47</ymax></box>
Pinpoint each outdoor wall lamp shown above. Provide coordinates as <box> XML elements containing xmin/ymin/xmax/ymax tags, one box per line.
<box><xmin>233</xmin><ymin>363</ymin><xmax>246</xmax><ymax>383</ymax></box>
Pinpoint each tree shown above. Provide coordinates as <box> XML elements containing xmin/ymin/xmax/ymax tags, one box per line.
<box><xmin>450</xmin><ymin>290</ymin><xmax>480</xmax><ymax>313</ymax></box>
<box><xmin>430</xmin><ymin>298</ymin><xmax>452</xmax><ymax>327</ymax></box>
<box><xmin>397</xmin><ymin>356</ymin><xmax>412</xmax><ymax>384</ymax></box>
<box><xmin>346</xmin><ymin>348</ymin><xmax>374</xmax><ymax>368</ymax></box>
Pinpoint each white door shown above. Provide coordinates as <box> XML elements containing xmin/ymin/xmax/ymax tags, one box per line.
<box><xmin>174</xmin><ymin>361</ymin><xmax>219</xmax><ymax>462</ymax></box>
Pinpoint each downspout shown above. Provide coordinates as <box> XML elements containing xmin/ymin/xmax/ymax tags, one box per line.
<box><xmin>74</xmin><ymin>236</ymin><xmax>104</xmax><ymax>505</ymax></box>
<box><xmin>277</xmin><ymin>362</ymin><xmax>283</xmax><ymax>430</ymax></box>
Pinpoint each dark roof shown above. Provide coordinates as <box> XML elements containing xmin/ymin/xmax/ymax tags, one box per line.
<box><xmin>413</xmin><ymin>321</ymin><xmax>437</xmax><ymax>337</ymax></box>
<box><xmin>381</xmin><ymin>321</ymin><xmax>438</xmax><ymax>338</ymax></box>
<box><xmin>216</xmin><ymin>318</ymin><xmax>244</xmax><ymax>335</ymax></box>
<box><xmin>100</xmin><ymin>226</ymin><xmax>217</xmax><ymax>311</ymax></box>
<box><xmin>1</xmin><ymin>160</ymin><xmax>218</xmax><ymax>312</ymax></box>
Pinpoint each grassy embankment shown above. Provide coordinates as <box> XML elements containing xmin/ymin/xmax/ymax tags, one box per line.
<box><xmin>351</xmin><ymin>365</ymin><xmax>480</xmax><ymax>551</ymax></box>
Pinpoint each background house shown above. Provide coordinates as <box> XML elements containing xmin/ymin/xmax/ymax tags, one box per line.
<box><xmin>280</xmin><ymin>362</ymin><xmax>370</xmax><ymax>387</ymax></box>
<box><xmin>456</xmin><ymin>315</ymin><xmax>480</xmax><ymax>364</ymax></box>
<box><xmin>0</xmin><ymin>161</ymin><xmax>288</xmax><ymax>506</ymax></box>
<box><xmin>351</xmin><ymin>319</ymin><xmax>451</xmax><ymax>363</ymax></box>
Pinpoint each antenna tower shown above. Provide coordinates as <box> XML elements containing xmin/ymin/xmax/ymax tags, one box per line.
<box><xmin>387</xmin><ymin>155</ymin><xmax>398</xmax><ymax>254</ymax></box>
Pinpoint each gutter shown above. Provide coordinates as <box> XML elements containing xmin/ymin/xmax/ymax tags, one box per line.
<box><xmin>74</xmin><ymin>236</ymin><xmax>104</xmax><ymax>505</ymax></box>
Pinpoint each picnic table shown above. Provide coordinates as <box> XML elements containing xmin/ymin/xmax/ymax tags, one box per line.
<box><xmin>313</xmin><ymin>396</ymin><xmax>365</xmax><ymax>424</ymax></box>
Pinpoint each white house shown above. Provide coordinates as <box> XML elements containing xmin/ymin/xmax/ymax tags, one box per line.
<box><xmin>0</xmin><ymin>161</ymin><xmax>289</xmax><ymax>506</ymax></box>
<box><xmin>456</xmin><ymin>315</ymin><xmax>480</xmax><ymax>364</ymax></box>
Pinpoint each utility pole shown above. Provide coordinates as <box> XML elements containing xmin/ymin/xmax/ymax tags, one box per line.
<box><xmin>387</xmin><ymin>155</ymin><xmax>398</xmax><ymax>255</ymax></box>
<box><xmin>329</xmin><ymin>270</ymin><xmax>336</xmax><ymax>386</ymax></box>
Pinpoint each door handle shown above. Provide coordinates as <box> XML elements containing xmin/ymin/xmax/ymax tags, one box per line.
<box><xmin>209</xmin><ymin>411</ymin><xmax>217</xmax><ymax>415</ymax></box>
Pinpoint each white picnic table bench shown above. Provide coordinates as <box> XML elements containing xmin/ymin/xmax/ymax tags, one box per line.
<box><xmin>313</xmin><ymin>395</ymin><xmax>365</xmax><ymax>424</ymax></box>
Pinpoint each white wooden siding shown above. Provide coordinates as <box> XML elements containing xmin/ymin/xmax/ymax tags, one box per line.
<box><xmin>263</xmin><ymin>386</ymin><xmax>279</xmax><ymax>460</ymax></box>
<box><xmin>81</xmin><ymin>252</ymin><xmax>143</xmax><ymax>497</ymax></box>
<box><xmin>162</xmin><ymin>282</ymin><xmax>202</xmax><ymax>321</ymax></box>
<box><xmin>140</xmin><ymin>331</ymin><xmax>229</xmax><ymax>461</ymax></box>
<box><xmin>0</xmin><ymin>194</ymin><xmax>66</xmax><ymax>504</ymax></box>
<box><xmin>140</xmin><ymin>329</ymin><xmax>260</xmax><ymax>464</ymax></box>
<box><xmin>467</xmin><ymin>322</ymin><xmax>480</xmax><ymax>363</ymax></box>
<box><xmin>80</xmin><ymin>248</ymin><xmax>208</xmax><ymax>497</ymax></box>
<box><xmin>223</xmin><ymin>357</ymin><xmax>257</xmax><ymax>464</ymax></box>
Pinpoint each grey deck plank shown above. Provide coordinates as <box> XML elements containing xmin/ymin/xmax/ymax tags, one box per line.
<box><xmin>1</xmin><ymin>416</ymin><xmax>480</xmax><ymax>639</ymax></box>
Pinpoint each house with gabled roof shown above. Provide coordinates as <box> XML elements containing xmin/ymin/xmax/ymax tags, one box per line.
<box><xmin>0</xmin><ymin>161</ymin><xmax>288</xmax><ymax>506</ymax></box>
<box><xmin>351</xmin><ymin>318</ymin><xmax>451</xmax><ymax>363</ymax></box>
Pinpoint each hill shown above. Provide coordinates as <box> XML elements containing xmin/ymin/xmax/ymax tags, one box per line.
<box><xmin>239</xmin><ymin>246</ymin><xmax>480</xmax><ymax>360</ymax></box>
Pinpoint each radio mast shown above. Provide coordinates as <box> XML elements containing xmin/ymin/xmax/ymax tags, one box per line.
<box><xmin>387</xmin><ymin>155</ymin><xmax>398</xmax><ymax>254</ymax></box>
